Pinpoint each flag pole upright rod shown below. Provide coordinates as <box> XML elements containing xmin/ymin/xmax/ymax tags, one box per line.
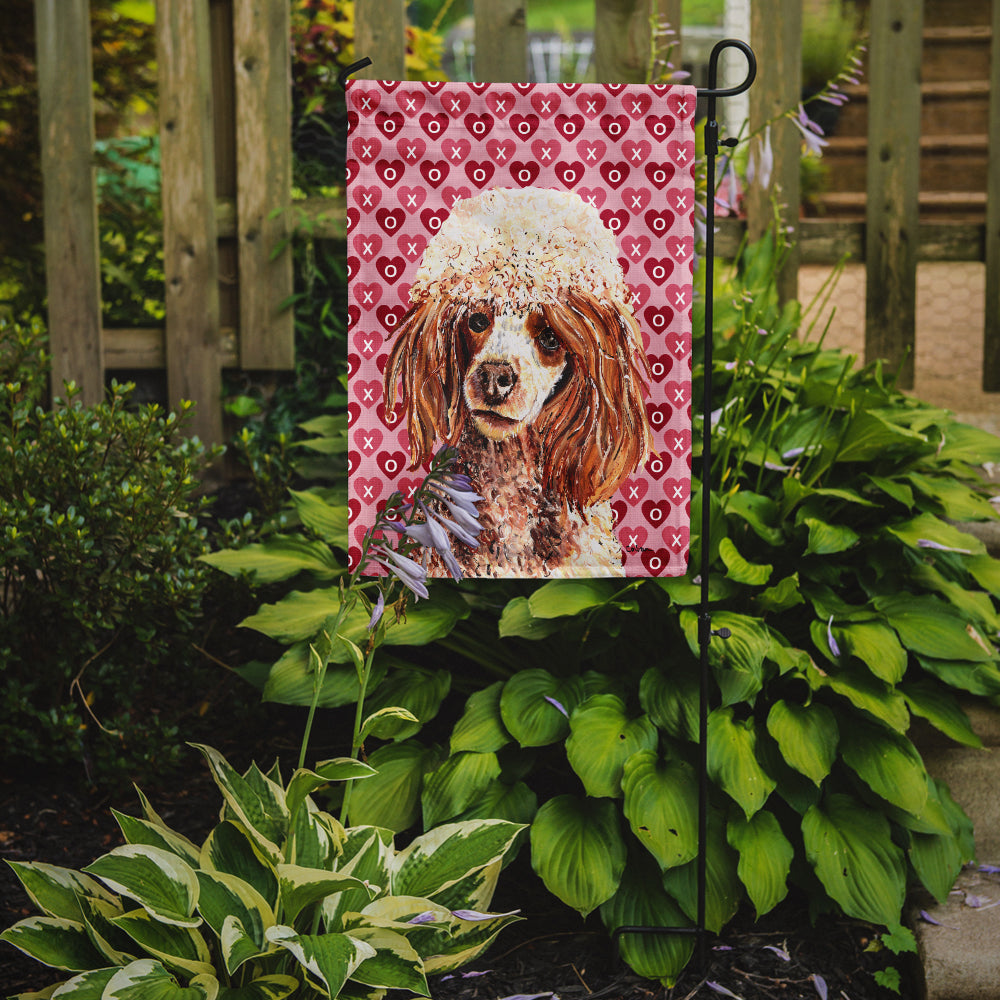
<box><xmin>694</xmin><ymin>38</ymin><xmax>756</xmax><ymax>969</ymax></box>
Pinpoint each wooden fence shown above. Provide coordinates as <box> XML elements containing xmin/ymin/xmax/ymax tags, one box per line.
<box><xmin>33</xmin><ymin>0</ymin><xmax>1000</xmax><ymax>445</ymax></box>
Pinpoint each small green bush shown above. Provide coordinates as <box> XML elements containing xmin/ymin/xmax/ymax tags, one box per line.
<box><xmin>0</xmin><ymin>317</ymin><xmax>219</xmax><ymax>783</ymax></box>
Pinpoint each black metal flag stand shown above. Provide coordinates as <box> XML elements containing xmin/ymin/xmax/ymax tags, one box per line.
<box><xmin>340</xmin><ymin>36</ymin><xmax>758</xmax><ymax>975</ymax></box>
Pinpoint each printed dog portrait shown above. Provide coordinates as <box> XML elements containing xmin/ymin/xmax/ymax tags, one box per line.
<box><xmin>382</xmin><ymin>186</ymin><xmax>655</xmax><ymax>578</ymax></box>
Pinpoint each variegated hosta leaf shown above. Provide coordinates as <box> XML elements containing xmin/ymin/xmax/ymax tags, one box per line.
<box><xmin>45</xmin><ymin>966</ymin><xmax>118</xmax><ymax>997</ymax></box>
<box><xmin>200</xmin><ymin>822</ymin><xmax>278</xmax><ymax>910</ymax></box>
<box><xmin>4</xmin><ymin>861</ymin><xmax>118</xmax><ymax>922</ymax></box>
<box><xmin>77</xmin><ymin>894</ymin><xmax>135</xmax><ymax>966</ymax></box>
<box><xmin>214</xmin><ymin>974</ymin><xmax>299</xmax><ymax>1000</ymax></box>
<box><xmin>391</xmin><ymin>820</ymin><xmax>524</xmax><ymax>901</ymax></box>
<box><xmin>191</xmin><ymin>745</ymin><xmax>287</xmax><ymax>863</ymax></box>
<box><xmin>0</xmin><ymin>916</ymin><xmax>107</xmax><ymax>972</ymax></box>
<box><xmin>529</xmin><ymin>795</ymin><xmax>626</xmax><ymax>917</ymax></box>
<box><xmin>421</xmin><ymin>751</ymin><xmax>501</xmax><ymax>829</ymax></box>
<box><xmin>102</xmin><ymin>958</ymin><xmax>218</xmax><ymax>999</ymax></box>
<box><xmin>450</xmin><ymin>681</ymin><xmax>511</xmax><ymax>754</ymax></box>
<box><xmin>288</xmin><ymin>802</ymin><xmax>344</xmax><ymax>870</ymax></box>
<box><xmin>727</xmin><ymin>810</ymin><xmax>793</xmax><ymax>918</ymax></box>
<box><xmin>265</xmin><ymin>926</ymin><xmax>375</xmax><ymax>998</ymax></box>
<box><xmin>345</xmin><ymin>926</ymin><xmax>429</xmax><ymax>995</ymax></box>
<box><xmin>706</xmin><ymin>707</ymin><xmax>776</xmax><ymax>818</ymax></box>
<box><xmin>285</xmin><ymin>760</ymin><xmax>376</xmax><ymax>823</ymax></box>
<box><xmin>499</xmin><ymin>669</ymin><xmax>585</xmax><ymax>747</ymax></box>
<box><xmin>565</xmin><ymin>695</ymin><xmax>658</xmax><ymax>798</ymax></box>
<box><xmin>765</xmin><ymin>700</ymin><xmax>838</xmax><ymax>786</ymax></box>
<box><xmin>802</xmin><ymin>793</ymin><xmax>906</xmax><ymax>926</ymax></box>
<box><xmin>420</xmin><ymin>907</ymin><xmax>522</xmax><ymax>975</ymax></box>
<box><xmin>323</xmin><ymin>829</ymin><xmax>393</xmax><ymax>931</ymax></box>
<box><xmin>112</xmin><ymin>810</ymin><xmax>202</xmax><ymax>868</ymax></box>
<box><xmin>621</xmin><ymin>751</ymin><xmax>699</xmax><ymax>871</ymax></box>
<box><xmin>276</xmin><ymin>864</ymin><xmax>375</xmax><ymax>925</ymax></box>
<box><xmin>110</xmin><ymin>908</ymin><xmax>214</xmax><ymax>979</ymax></box>
<box><xmin>195</xmin><ymin>871</ymin><xmax>274</xmax><ymax>974</ymax></box>
<box><xmin>600</xmin><ymin>854</ymin><xmax>694</xmax><ymax>987</ymax></box>
<box><xmin>83</xmin><ymin>846</ymin><xmax>200</xmax><ymax>928</ymax></box>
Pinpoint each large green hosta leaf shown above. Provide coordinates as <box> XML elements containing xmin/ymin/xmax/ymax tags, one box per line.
<box><xmin>660</xmin><ymin>811</ymin><xmax>742</xmax><ymax>934</ymax></box>
<box><xmin>600</xmin><ymin>853</ymin><xmax>694</xmax><ymax>987</ymax></box>
<box><xmin>831</xmin><ymin>621</ymin><xmax>907</xmax><ymax>684</ymax></box>
<box><xmin>765</xmin><ymin>700</ymin><xmax>838</xmax><ymax>786</ymax></box>
<box><xmin>530</xmin><ymin>795</ymin><xmax>627</xmax><ymax>917</ymax></box>
<box><xmin>527</xmin><ymin>579</ymin><xmax>619</xmax><ymax>617</ymax></box>
<box><xmin>450</xmin><ymin>681</ymin><xmax>511</xmax><ymax>754</ymax></box>
<box><xmin>421</xmin><ymin>751</ymin><xmax>502</xmax><ymax>828</ymax></box>
<box><xmin>621</xmin><ymin>751</ymin><xmax>699</xmax><ymax>871</ymax></box>
<box><xmin>838</xmin><ymin>718</ymin><xmax>929</xmax><ymax>817</ymax></box>
<box><xmin>802</xmin><ymin>793</ymin><xmax>906</xmax><ymax>926</ymax></box>
<box><xmin>874</xmin><ymin>594</ymin><xmax>996</xmax><ymax>662</ymax></box>
<box><xmin>707</xmin><ymin>708</ymin><xmax>775</xmax><ymax>818</ymax></box>
<box><xmin>346</xmin><ymin>741</ymin><xmax>442</xmax><ymax>832</ymax></box>
<box><xmin>901</xmin><ymin>680</ymin><xmax>982</xmax><ymax>748</ymax></box>
<box><xmin>680</xmin><ymin>611</ymin><xmax>771</xmax><ymax>706</ymax></box>
<box><xmin>566</xmin><ymin>695</ymin><xmax>658</xmax><ymax>798</ymax></box>
<box><xmin>362</xmin><ymin>667</ymin><xmax>451</xmax><ymax>741</ymax></box>
<box><xmin>499</xmin><ymin>670</ymin><xmax>585</xmax><ymax>747</ymax></box>
<box><xmin>200</xmin><ymin>535</ymin><xmax>342</xmax><ymax>584</ymax></box>
<box><xmin>639</xmin><ymin>664</ymin><xmax>699</xmax><ymax>743</ymax></box>
<box><xmin>727</xmin><ymin>811</ymin><xmax>793</xmax><ymax>918</ymax></box>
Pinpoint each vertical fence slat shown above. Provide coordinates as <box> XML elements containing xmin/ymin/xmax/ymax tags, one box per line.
<box><xmin>746</xmin><ymin>0</ymin><xmax>801</xmax><ymax>304</ymax></box>
<box><xmin>34</xmin><ymin>0</ymin><xmax>103</xmax><ymax>405</ymax></box>
<box><xmin>354</xmin><ymin>0</ymin><xmax>406</xmax><ymax>80</ymax></box>
<box><xmin>474</xmin><ymin>0</ymin><xmax>526</xmax><ymax>81</ymax></box>
<box><xmin>864</xmin><ymin>0</ymin><xmax>923</xmax><ymax>389</ymax></box>
<box><xmin>594</xmin><ymin>0</ymin><xmax>654</xmax><ymax>83</ymax></box>
<box><xmin>157</xmin><ymin>0</ymin><xmax>223</xmax><ymax>445</ymax></box>
<box><xmin>233</xmin><ymin>0</ymin><xmax>294</xmax><ymax>369</ymax></box>
<box><xmin>983</xmin><ymin>0</ymin><xmax>1000</xmax><ymax>390</ymax></box>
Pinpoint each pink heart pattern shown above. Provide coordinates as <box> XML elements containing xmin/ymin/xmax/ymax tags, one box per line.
<box><xmin>347</xmin><ymin>80</ymin><xmax>697</xmax><ymax>578</ymax></box>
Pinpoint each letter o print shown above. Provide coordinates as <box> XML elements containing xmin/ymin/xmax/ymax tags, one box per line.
<box><xmin>649</xmin><ymin>456</ymin><xmax>665</xmax><ymax>475</ymax></box>
<box><xmin>607</xmin><ymin>167</ymin><xmax>623</xmax><ymax>185</ymax></box>
<box><xmin>384</xmin><ymin>262</ymin><xmax>399</xmax><ymax>280</ymax></box>
<box><xmin>426</xmin><ymin>119</ymin><xmax>443</xmax><ymax>136</ymax></box>
<box><xmin>383</xmin><ymin>456</ymin><xmax>400</xmax><ymax>474</ymax></box>
<box><xmin>426</xmin><ymin>166</ymin><xmax>443</xmax><ymax>184</ymax></box>
<box><xmin>651</xmin><ymin>263</ymin><xmax>667</xmax><ymax>281</ymax></box>
<box><xmin>648</xmin><ymin>553</ymin><xmax>664</xmax><ymax>572</ymax></box>
<box><xmin>516</xmin><ymin>120</ymin><xmax>532</xmax><ymax>136</ymax></box>
<box><xmin>471</xmin><ymin>166</ymin><xmax>488</xmax><ymax>184</ymax></box>
<box><xmin>650</xmin><ymin>409</ymin><xmax>666</xmax><ymax>429</ymax></box>
<box><xmin>652</xmin><ymin>121</ymin><xmax>668</xmax><ymax>137</ymax></box>
<box><xmin>649</xmin><ymin>505</ymin><xmax>664</xmax><ymax>523</ymax></box>
<box><xmin>652</xmin><ymin>168</ymin><xmax>668</xmax><ymax>185</ymax></box>
<box><xmin>562</xmin><ymin>167</ymin><xmax>579</xmax><ymax>184</ymax></box>
<box><xmin>516</xmin><ymin>167</ymin><xmax>534</xmax><ymax>183</ymax></box>
<box><xmin>607</xmin><ymin>120</ymin><xmax>622</xmax><ymax>137</ymax></box>
<box><xmin>383</xmin><ymin>166</ymin><xmax>398</xmax><ymax>184</ymax></box>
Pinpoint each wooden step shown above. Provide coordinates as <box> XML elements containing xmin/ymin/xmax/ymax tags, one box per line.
<box><xmin>832</xmin><ymin>80</ymin><xmax>991</xmax><ymax>138</ymax></box>
<box><xmin>822</xmin><ymin>134</ymin><xmax>989</xmax><ymax>193</ymax></box>
<box><xmin>813</xmin><ymin>189</ymin><xmax>987</xmax><ymax>222</ymax></box>
<box><xmin>922</xmin><ymin>25</ymin><xmax>993</xmax><ymax>83</ymax></box>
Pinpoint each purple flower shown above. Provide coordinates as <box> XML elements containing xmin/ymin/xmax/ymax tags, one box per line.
<box><xmin>367</xmin><ymin>590</ymin><xmax>385</xmax><ymax>631</ymax></box>
<box><xmin>451</xmin><ymin>908</ymin><xmax>520</xmax><ymax>921</ymax></box>
<box><xmin>812</xmin><ymin>974</ymin><xmax>828</xmax><ymax>1000</ymax></box>
<box><xmin>917</xmin><ymin>538</ymin><xmax>973</xmax><ymax>554</ymax></box>
<box><xmin>826</xmin><ymin>616</ymin><xmax>841</xmax><ymax>658</ymax></box>
<box><xmin>371</xmin><ymin>545</ymin><xmax>429</xmax><ymax>600</ymax></box>
<box><xmin>791</xmin><ymin>104</ymin><xmax>828</xmax><ymax>156</ymax></box>
<box><xmin>747</xmin><ymin>124</ymin><xmax>774</xmax><ymax>190</ymax></box>
<box><xmin>407</xmin><ymin>911</ymin><xmax>438</xmax><ymax>925</ymax></box>
<box><xmin>544</xmin><ymin>695</ymin><xmax>569</xmax><ymax>718</ymax></box>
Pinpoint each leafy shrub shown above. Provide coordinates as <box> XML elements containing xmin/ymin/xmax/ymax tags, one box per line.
<box><xmin>1</xmin><ymin>743</ymin><xmax>524</xmax><ymax>998</ymax></box>
<box><xmin>213</xmin><ymin>234</ymin><xmax>1000</xmax><ymax>984</ymax></box>
<box><xmin>0</xmin><ymin>317</ymin><xmax>219</xmax><ymax>782</ymax></box>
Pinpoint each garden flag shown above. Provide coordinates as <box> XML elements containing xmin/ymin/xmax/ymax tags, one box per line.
<box><xmin>346</xmin><ymin>80</ymin><xmax>697</xmax><ymax>579</ymax></box>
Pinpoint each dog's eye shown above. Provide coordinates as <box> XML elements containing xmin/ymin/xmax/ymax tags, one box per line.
<box><xmin>536</xmin><ymin>327</ymin><xmax>561</xmax><ymax>353</ymax></box>
<box><xmin>468</xmin><ymin>312</ymin><xmax>491</xmax><ymax>333</ymax></box>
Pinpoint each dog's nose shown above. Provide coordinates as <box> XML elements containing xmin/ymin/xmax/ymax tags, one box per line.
<box><xmin>478</xmin><ymin>361</ymin><xmax>517</xmax><ymax>404</ymax></box>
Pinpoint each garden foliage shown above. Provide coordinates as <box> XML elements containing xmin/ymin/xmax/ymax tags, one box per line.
<box><xmin>0</xmin><ymin>317</ymin><xmax>218</xmax><ymax>781</ymax></box>
<box><xmin>1</xmin><ymin>744</ymin><xmax>523</xmax><ymax>999</ymax></box>
<box><xmin>205</xmin><ymin>234</ymin><xmax>1000</xmax><ymax>984</ymax></box>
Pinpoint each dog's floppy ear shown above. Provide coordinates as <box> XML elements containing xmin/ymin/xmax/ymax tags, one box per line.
<box><xmin>539</xmin><ymin>290</ymin><xmax>654</xmax><ymax>509</ymax></box>
<box><xmin>382</xmin><ymin>297</ymin><xmax>465</xmax><ymax>469</ymax></box>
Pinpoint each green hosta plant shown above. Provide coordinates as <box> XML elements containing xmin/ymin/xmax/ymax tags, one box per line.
<box><xmin>339</xmin><ymin>234</ymin><xmax>999</xmax><ymax>985</ymax></box>
<box><xmin>1</xmin><ymin>744</ymin><xmax>523</xmax><ymax>999</ymax></box>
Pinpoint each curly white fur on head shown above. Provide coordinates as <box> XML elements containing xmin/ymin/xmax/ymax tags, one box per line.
<box><xmin>409</xmin><ymin>187</ymin><xmax>631</xmax><ymax>312</ymax></box>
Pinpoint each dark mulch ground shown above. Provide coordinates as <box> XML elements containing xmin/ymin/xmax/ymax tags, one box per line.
<box><xmin>1</xmin><ymin>744</ymin><xmax>914</xmax><ymax>1000</ymax></box>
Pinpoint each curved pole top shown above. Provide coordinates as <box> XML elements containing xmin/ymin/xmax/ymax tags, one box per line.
<box><xmin>698</xmin><ymin>39</ymin><xmax>756</xmax><ymax>99</ymax></box>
